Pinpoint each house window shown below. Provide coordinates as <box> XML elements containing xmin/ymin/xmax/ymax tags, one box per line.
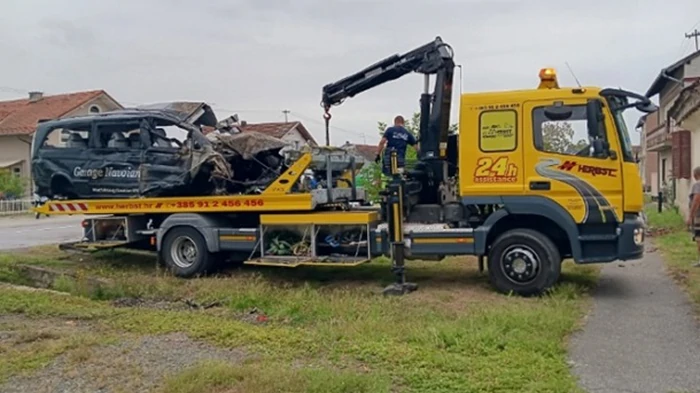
<box><xmin>661</xmin><ymin>158</ymin><xmax>666</xmax><ymax>183</ymax></box>
<box><xmin>89</xmin><ymin>105</ymin><xmax>101</xmax><ymax>114</ymax></box>
<box><xmin>12</xmin><ymin>166</ymin><xmax>21</xmax><ymax>177</ymax></box>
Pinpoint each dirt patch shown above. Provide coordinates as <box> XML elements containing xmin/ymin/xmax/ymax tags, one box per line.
<box><xmin>0</xmin><ymin>314</ymin><xmax>95</xmax><ymax>340</ymax></box>
<box><xmin>1</xmin><ymin>332</ymin><xmax>248</xmax><ymax>393</ymax></box>
<box><xmin>646</xmin><ymin>226</ymin><xmax>675</xmax><ymax>237</ymax></box>
<box><xmin>110</xmin><ymin>296</ymin><xmax>225</xmax><ymax>312</ymax></box>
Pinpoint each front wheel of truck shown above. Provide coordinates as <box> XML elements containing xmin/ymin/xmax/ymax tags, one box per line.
<box><xmin>161</xmin><ymin>226</ymin><xmax>216</xmax><ymax>278</ymax></box>
<box><xmin>487</xmin><ymin>228</ymin><xmax>561</xmax><ymax>296</ymax></box>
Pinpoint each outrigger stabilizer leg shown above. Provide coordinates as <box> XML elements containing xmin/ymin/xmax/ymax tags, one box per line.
<box><xmin>382</xmin><ymin>150</ymin><xmax>418</xmax><ymax>296</ymax></box>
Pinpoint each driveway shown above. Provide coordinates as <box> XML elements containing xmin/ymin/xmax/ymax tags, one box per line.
<box><xmin>569</xmin><ymin>247</ymin><xmax>700</xmax><ymax>393</ymax></box>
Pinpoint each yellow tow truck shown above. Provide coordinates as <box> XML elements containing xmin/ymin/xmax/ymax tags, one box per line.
<box><xmin>33</xmin><ymin>37</ymin><xmax>656</xmax><ymax>296</ymax></box>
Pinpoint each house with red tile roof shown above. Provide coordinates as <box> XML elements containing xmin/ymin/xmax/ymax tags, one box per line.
<box><xmin>340</xmin><ymin>142</ymin><xmax>378</xmax><ymax>162</ymax></box>
<box><xmin>204</xmin><ymin>120</ymin><xmax>318</xmax><ymax>149</ymax></box>
<box><xmin>0</xmin><ymin>90</ymin><xmax>122</xmax><ymax>196</ymax></box>
<box><xmin>239</xmin><ymin>121</ymin><xmax>317</xmax><ymax>148</ymax></box>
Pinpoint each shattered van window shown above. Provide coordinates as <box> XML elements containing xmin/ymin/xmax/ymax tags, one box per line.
<box><xmin>43</xmin><ymin>127</ymin><xmax>90</xmax><ymax>149</ymax></box>
<box><xmin>96</xmin><ymin>122</ymin><xmax>143</xmax><ymax>149</ymax></box>
<box><xmin>154</xmin><ymin>124</ymin><xmax>188</xmax><ymax>144</ymax></box>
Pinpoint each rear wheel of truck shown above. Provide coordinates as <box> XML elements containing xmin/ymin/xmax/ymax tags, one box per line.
<box><xmin>161</xmin><ymin>227</ymin><xmax>216</xmax><ymax>278</ymax></box>
<box><xmin>487</xmin><ymin>228</ymin><xmax>561</xmax><ymax>296</ymax></box>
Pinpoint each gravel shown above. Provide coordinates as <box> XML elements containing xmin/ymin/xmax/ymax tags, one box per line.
<box><xmin>0</xmin><ymin>332</ymin><xmax>248</xmax><ymax>393</ymax></box>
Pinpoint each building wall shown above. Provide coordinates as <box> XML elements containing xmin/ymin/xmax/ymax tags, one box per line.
<box><xmin>0</xmin><ymin>135</ymin><xmax>32</xmax><ymax>198</ymax></box>
<box><xmin>640</xmin><ymin>111</ymin><xmax>660</xmax><ymax>194</ymax></box>
<box><xmin>685</xmin><ymin>56</ymin><xmax>700</xmax><ymax>81</ymax></box>
<box><xmin>64</xmin><ymin>94</ymin><xmax>122</xmax><ymax>118</ymax></box>
<box><xmin>659</xmin><ymin>68</ymin><xmax>684</xmax><ymax>122</ymax></box>
<box><xmin>280</xmin><ymin>127</ymin><xmax>311</xmax><ymax>151</ymax></box>
<box><xmin>0</xmin><ymin>135</ymin><xmax>31</xmax><ymax>177</ymax></box>
<box><xmin>639</xmin><ymin>148</ymin><xmax>658</xmax><ymax>193</ymax></box>
<box><xmin>678</xmin><ymin>112</ymin><xmax>700</xmax><ymax>217</ymax></box>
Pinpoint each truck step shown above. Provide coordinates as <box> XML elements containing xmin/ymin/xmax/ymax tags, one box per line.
<box><xmin>244</xmin><ymin>256</ymin><xmax>370</xmax><ymax>268</ymax></box>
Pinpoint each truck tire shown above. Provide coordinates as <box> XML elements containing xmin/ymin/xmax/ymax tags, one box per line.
<box><xmin>487</xmin><ymin>228</ymin><xmax>561</xmax><ymax>296</ymax></box>
<box><xmin>161</xmin><ymin>226</ymin><xmax>216</xmax><ymax>278</ymax></box>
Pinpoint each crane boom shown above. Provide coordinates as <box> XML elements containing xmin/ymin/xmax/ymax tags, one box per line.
<box><xmin>321</xmin><ymin>37</ymin><xmax>456</xmax><ymax>173</ymax></box>
<box><xmin>321</xmin><ymin>37</ymin><xmax>454</xmax><ymax>108</ymax></box>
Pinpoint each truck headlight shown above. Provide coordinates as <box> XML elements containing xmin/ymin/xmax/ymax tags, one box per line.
<box><xmin>633</xmin><ymin>228</ymin><xmax>644</xmax><ymax>245</ymax></box>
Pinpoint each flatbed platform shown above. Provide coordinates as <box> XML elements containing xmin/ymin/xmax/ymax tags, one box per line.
<box><xmin>34</xmin><ymin>193</ymin><xmax>314</xmax><ymax>215</ymax></box>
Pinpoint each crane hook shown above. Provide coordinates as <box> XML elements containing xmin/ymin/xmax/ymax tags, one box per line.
<box><xmin>323</xmin><ymin>106</ymin><xmax>332</xmax><ymax>146</ymax></box>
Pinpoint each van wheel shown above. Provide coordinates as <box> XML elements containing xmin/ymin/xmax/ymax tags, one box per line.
<box><xmin>161</xmin><ymin>227</ymin><xmax>215</xmax><ymax>278</ymax></box>
<box><xmin>487</xmin><ymin>229</ymin><xmax>560</xmax><ymax>296</ymax></box>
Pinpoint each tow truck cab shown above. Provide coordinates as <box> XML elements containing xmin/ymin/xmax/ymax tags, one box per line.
<box><xmin>456</xmin><ymin>68</ymin><xmax>648</xmax><ymax>265</ymax></box>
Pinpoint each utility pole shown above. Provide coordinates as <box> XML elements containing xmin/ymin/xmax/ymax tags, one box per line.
<box><xmin>282</xmin><ymin>109</ymin><xmax>290</xmax><ymax>123</ymax></box>
<box><xmin>686</xmin><ymin>29</ymin><xmax>700</xmax><ymax>51</ymax></box>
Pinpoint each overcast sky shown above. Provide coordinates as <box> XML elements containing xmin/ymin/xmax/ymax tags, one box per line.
<box><xmin>1</xmin><ymin>0</ymin><xmax>699</xmax><ymax>146</ymax></box>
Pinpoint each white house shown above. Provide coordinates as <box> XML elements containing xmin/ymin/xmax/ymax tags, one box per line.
<box><xmin>669</xmin><ymin>80</ymin><xmax>700</xmax><ymax>217</ymax></box>
<box><xmin>644</xmin><ymin>49</ymin><xmax>700</xmax><ymax>214</ymax></box>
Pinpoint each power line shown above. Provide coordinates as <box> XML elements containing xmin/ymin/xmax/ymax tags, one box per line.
<box><xmin>0</xmin><ymin>86</ymin><xmax>29</xmax><ymax>95</ymax></box>
<box><xmin>0</xmin><ymin>85</ymin><xmax>373</xmax><ymax>143</ymax></box>
<box><xmin>686</xmin><ymin>29</ymin><xmax>700</xmax><ymax>51</ymax></box>
<box><xmin>288</xmin><ymin>111</ymin><xmax>370</xmax><ymax>140</ymax></box>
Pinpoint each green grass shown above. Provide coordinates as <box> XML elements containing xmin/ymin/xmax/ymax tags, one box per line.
<box><xmin>160</xmin><ymin>360</ymin><xmax>391</xmax><ymax>393</ymax></box>
<box><xmin>644</xmin><ymin>206</ymin><xmax>685</xmax><ymax>232</ymax></box>
<box><xmin>0</xmin><ymin>247</ymin><xmax>599</xmax><ymax>392</ymax></box>
<box><xmin>644</xmin><ymin>206</ymin><xmax>700</xmax><ymax>309</ymax></box>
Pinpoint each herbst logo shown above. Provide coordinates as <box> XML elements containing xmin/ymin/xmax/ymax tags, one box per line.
<box><xmin>559</xmin><ymin>161</ymin><xmax>577</xmax><ymax>171</ymax></box>
<box><xmin>558</xmin><ymin>160</ymin><xmax>617</xmax><ymax>177</ymax></box>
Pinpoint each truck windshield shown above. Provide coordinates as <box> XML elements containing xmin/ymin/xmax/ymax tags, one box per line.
<box><xmin>601</xmin><ymin>88</ymin><xmax>657</xmax><ymax>163</ymax></box>
<box><xmin>603</xmin><ymin>95</ymin><xmax>635</xmax><ymax>163</ymax></box>
<box><xmin>610</xmin><ymin>102</ymin><xmax>635</xmax><ymax>162</ymax></box>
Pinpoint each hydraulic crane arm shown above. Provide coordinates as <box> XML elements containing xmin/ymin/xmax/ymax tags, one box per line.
<box><xmin>321</xmin><ymin>37</ymin><xmax>454</xmax><ymax>108</ymax></box>
<box><xmin>321</xmin><ymin>37</ymin><xmax>455</xmax><ymax>164</ymax></box>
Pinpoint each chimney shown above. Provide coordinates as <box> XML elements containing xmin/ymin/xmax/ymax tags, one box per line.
<box><xmin>28</xmin><ymin>91</ymin><xmax>43</xmax><ymax>102</ymax></box>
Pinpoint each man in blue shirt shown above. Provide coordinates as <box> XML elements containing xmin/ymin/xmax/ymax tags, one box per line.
<box><xmin>375</xmin><ymin>115</ymin><xmax>418</xmax><ymax>176</ymax></box>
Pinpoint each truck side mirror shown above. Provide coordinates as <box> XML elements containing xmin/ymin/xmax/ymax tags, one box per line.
<box><xmin>586</xmin><ymin>99</ymin><xmax>603</xmax><ymax>139</ymax></box>
<box><xmin>586</xmin><ymin>99</ymin><xmax>611</xmax><ymax>158</ymax></box>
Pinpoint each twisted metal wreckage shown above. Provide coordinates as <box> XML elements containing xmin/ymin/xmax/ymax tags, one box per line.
<box><xmin>31</xmin><ymin>102</ymin><xmax>366</xmax><ymax>201</ymax></box>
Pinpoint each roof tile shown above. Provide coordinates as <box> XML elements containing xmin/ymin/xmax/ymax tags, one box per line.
<box><xmin>0</xmin><ymin>90</ymin><xmax>106</xmax><ymax>136</ymax></box>
<box><xmin>239</xmin><ymin>122</ymin><xmax>298</xmax><ymax>138</ymax></box>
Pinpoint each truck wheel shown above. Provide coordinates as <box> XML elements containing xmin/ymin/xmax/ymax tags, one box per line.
<box><xmin>487</xmin><ymin>228</ymin><xmax>561</xmax><ymax>296</ymax></box>
<box><xmin>161</xmin><ymin>227</ymin><xmax>215</xmax><ymax>278</ymax></box>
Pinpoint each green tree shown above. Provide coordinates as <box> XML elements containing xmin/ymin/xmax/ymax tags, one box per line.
<box><xmin>542</xmin><ymin>121</ymin><xmax>588</xmax><ymax>154</ymax></box>
<box><xmin>0</xmin><ymin>171</ymin><xmax>27</xmax><ymax>199</ymax></box>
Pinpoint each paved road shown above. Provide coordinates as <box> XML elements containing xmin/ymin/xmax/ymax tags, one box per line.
<box><xmin>569</xmin><ymin>248</ymin><xmax>700</xmax><ymax>393</ymax></box>
<box><xmin>0</xmin><ymin>215</ymin><xmax>84</xmax><ymax>250</ymax></box>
